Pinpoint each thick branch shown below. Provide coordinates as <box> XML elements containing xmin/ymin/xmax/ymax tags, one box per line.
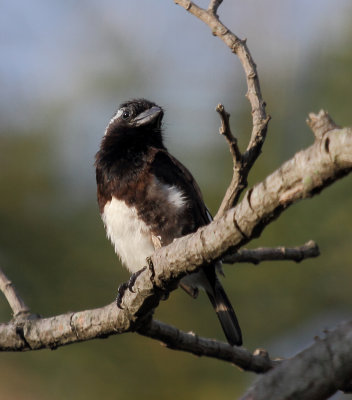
<box><xmin>0</xmin><ymin>267</ymin><xmax>30</xmax><ymax>318</ymax></box>
<box><xmin>0</xmin><ymin>302</ymin><xmax>123</xmax><ymax>351</ymax></box>
<box><xmin>241</xmin><ymin>321</ymin><xmax>352</xmax><ymax>400</ymax></box>
<box><xmin>223</xmin><ymin>241</ymin><xmax>319</xmax><ymax>264</ymax></box>
<box><xmin>150</xmin><ymin>119</ymin><xmax>351</xmax><ymax>286</ymax></box>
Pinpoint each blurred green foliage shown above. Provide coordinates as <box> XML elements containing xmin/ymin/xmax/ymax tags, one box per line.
<box><xmin>1</xmin><ymin>18</ymin><xmax>352</xmax><ymax>400</ymax></box>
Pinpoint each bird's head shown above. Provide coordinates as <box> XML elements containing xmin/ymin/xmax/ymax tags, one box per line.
<box><xmin>97</xmin><ymin>99</ymin><xmax>165</xmax><ymax>169</ymax></box>
<box><xmin>104</xmin><ymin>99</ymin><xmax>164</xmax><ymax>139</ymax></box>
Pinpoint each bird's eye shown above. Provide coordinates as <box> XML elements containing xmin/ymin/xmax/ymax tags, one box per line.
<box><xmin>122</xmin><ymin>110</ymin><xmax>130</xmax><ymax>120</ymax></box>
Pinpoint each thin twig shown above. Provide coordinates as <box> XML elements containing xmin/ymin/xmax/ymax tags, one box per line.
<box><xmin>223</xmin><ymin>241</ymin><xmax>320</xmax><ymax>264</ymax></box>
<box><xmin>216</xmin><ymin>104</ymin><xmax>241</xmax><ymax>161</ymax></box>
<box><xmin>0</xmin><ymin>267</ymin><xmax>30</xmax><ymax>318</ymax></box>
<box><xmin>215</xmin><ymin>103</ymin><xmax>245</xmax><ymax>216</ymax></box>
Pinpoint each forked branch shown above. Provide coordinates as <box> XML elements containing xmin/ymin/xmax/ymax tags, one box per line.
<box><xmin>174</xmin><ymin>0</ymin><xmax>270</xmax><ymax>217</ymax></box>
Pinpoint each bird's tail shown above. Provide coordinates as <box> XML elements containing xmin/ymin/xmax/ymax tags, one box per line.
<box><xmin>206</xmin><ymin>279</ymin><xmax>242</xmax><ymax>346</ymax></box>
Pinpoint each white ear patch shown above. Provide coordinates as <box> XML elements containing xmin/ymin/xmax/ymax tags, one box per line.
<box><xmin>112</xmin><ymin>108</ymin><xmax>123</xmax><ymax>122</ymax></box>
<box><xmin>104</xmin><ymin>109</ymin><xmax>124</xmax><ymax>135</ymax></box>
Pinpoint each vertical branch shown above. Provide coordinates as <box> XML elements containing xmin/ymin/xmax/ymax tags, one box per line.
<box><xmin>208</xmin><ymin>0</ymin><xmax>223</xmax><ymax>15</ymax></box>
<box><xmin>0</xmin><ymin>267</ymin><xmax>30</xmax><ymax>318</ymax></box>
<box><xmin>215</xmin><ymin>104</ymin><xmax>245</xmax><ymax>216</ymax></box>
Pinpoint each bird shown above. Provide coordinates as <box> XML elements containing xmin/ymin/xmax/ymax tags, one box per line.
<box><xmin>95</xmin><ymin>98</ymin><xmax>242</xmax><ymax>346</ymax></box>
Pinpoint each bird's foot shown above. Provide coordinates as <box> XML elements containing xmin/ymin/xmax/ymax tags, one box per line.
<box><xmin>116</xmin><ymin>266</ymin><xmax>147</xmax><ymax>309</ymax></box>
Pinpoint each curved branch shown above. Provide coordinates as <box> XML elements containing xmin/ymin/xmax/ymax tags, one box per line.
<box><xmin>174</xmin><ymin>0</ymin><xmax>268</xmax><ymax>140</ymax></box>
<box><xmin>174</xmin><ymin>1</ymin><xmax>270</xmax><ymax>216</ymax></box>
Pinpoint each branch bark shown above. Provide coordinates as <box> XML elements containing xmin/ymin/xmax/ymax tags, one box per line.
<box><xmin>139</xmin><ymin>319</ymin><xmax>278</xmax><ymax>373</ymax></box>
<box><xmin>223</xmin><ymin>241</ymin><xmax>319</xmax><ymax>265</ymax></box>
<box><xmin>0</xmin><ymin>267</ymin><xmax>30</xmax><ymax>318</ymax></box>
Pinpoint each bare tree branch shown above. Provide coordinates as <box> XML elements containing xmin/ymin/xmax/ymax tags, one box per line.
<box><xmin>241</xmin><ymin>321</ymin><xmax>352</xmax><ymax>400</ymax></box>
<box><xmin>215</xmin><ymin>104</ymin><xmax>246</xmax><ymax>216</ymax></box>
<box><xmin>139</xmin><ymin>319</ymin><xmax>278</xmax><ymax>372</ymax></box>
<box><xmin>223</xmin><ymin>241</ymin><xmax>320</xmax><ymax>264</ymax></box>
<box><xmin>0</xmin><ymin>267</ymin><xmax>30</xmax><ymax>318</ymax></box>
<box><xmin>0</xmin><ymin>269</ymin><xmax>276</xmax><ymax>373</ymax></box>
<box><xmin>174</xmin><ymin>0</ymin><xmax>270</xmax><ymax>217</ymax></box>
<box><xmin>216</xmin><ymin>104</ymin><xmax>241</xmax><ymax>162</ymax></box>
<box><xmin>0</xmin><ymin>301</ymin><xmax>121</xmax><ymax>351</ymax></box>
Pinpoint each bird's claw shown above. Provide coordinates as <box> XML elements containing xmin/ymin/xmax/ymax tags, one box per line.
<box><xmin>116</xmin><ymin>282</ymin><xmax>128</xmax><ymax>309</ymax></box>
<box><xmin>115</xmin><ymin>266</ymin><xmax>147</xmax><ymax>309</ymax></box>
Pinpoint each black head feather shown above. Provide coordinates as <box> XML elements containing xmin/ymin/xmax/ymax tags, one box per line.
<box><xmin>95</xmin><ymin>99</ymin><xmax>166</xmax><ymax>175</ymax></box>
<box><xmin>106</xmin><ymin>98</ymin><xmax>164</xmax><ymax>135</ymax></box>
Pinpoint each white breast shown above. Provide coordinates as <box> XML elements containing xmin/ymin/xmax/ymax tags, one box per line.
<box><xmin>102</xmin><ymin>198</ymin><xmax>155</xmax><ymax>273</ymax></box>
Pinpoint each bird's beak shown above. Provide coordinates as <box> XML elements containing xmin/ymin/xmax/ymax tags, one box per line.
<box><xmin>133</xmin><ymin>106</ymin><xmax>163</xmax><ymax>127</ymax></box>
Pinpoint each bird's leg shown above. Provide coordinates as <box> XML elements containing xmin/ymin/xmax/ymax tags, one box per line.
<box><xmin>116</xmin><ymin>266</ymin><xmax>147</xmax><ymax>309</ymax></box>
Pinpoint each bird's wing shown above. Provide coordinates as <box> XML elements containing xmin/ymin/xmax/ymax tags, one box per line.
<box><xmin>148</xmin><ymin>148</ymin><xmax>211</xmax><ymax>229</ymax></box>
<box><xmin>149</xmin><ymin>149</ymin><xmax>242</xmax><ymax>345</ymax></box>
